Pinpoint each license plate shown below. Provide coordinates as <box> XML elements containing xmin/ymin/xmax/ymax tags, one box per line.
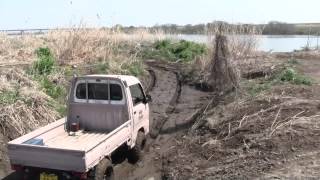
<box><xmin>40</xmin><ymin>172</ymin><xmax>58</xmax><ymax>180</ymax></box>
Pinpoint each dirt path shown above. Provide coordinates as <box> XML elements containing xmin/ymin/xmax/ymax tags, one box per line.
<box><xmin>114</xmin><ymin>62</ymin><xmax>212</xmax><ymax>180</ymax></box>
<box><xmin>114</xmin><ymin>66</ymin><xmax>178</xmax><ymax>180</ymax></box>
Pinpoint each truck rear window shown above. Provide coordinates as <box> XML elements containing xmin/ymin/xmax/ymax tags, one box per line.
<box><xmin>88</xmin><ymin>83</ymin><xmax>109</xmax><ymax>100</ymax></box>
<box><xmin>75</xmin><ymin>82</ymin><xmax>123</xmax><ymax>101</ymax></box>
<box><xmin>110</xmin><ymin>84</ymin><xmax>123</xmax><ymax>100</ymax></box>
<box><xmin>76</xmin><ymin>83</ymin><xmax>86</xmax><ymax>99</ymax></box>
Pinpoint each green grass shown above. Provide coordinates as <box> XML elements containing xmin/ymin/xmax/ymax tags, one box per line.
<box><xmin>0</xmin><ymin>88</ymin><xmax>33</xmax><ymax>107</ymax></box>
<box><xmin>33</xmin><ymin>47</ymin><xmax>55</xmax><ymax>75</ymax></box>
<box><xmin>30</xmin><ymin>47</ymin><xmax>66</xmax><ymax>100</ymax></box>
<box><xmin>0</xmin><ymin>89</ymin><xmax>20</xmax><ymax>104</ymax></box>
<box><xmin>121</xmin><ymin>61</ymin><xmax>145</xmax><ymax>76</ymax></box>
<box><xmin>48</xmin><ymin>99</ymin><xmax>67</xmax><ymax>117</ymax></box>
<box><xmin>278</xmin><ymin>67</ymin><xmax>312</xmax><ymax>85</ymax></box>
<box><xmin>287</xmin><ymin>59</ymin><xmax>299</xmax><ymax>65</ymax></box>
<box><xmin>37</xmin><ymin>76</ymin><xmax>66</xmax><ymax>100</ymax></box>
<box><xmin>27</xmin><ymin>47</ymin><xmax>67</xmax><ymax>117</ymax></box>
<box><xmin>246</xmin><ymin>66</ymin><xmax>312</xmax><ymax>97</ymax></box>
<box><xmin>94</xmin><ymin>61</ymin><xmax>110</xmax><ymax>74</ymax></box>
<box><xmin>141</xmin><ymin>39</ymin><xmax>207</xmax><ymax>62</ymax></box>
<box><xmin>247</xmin><ymin>81</ymin><xmax>272</xmax><ymax>96</ymax></box>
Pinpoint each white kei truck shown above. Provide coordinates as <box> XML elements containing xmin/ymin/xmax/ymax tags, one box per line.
<box><xmin>7</xmin><ymin>75</ymin><xmax>151</xmax><ymax>180</ymax></box>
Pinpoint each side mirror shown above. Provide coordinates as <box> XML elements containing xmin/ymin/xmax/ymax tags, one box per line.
<box><xmin>145</xmin><ymin>94</ymin><xmax>152</xmax><ymax>103</ymax></box>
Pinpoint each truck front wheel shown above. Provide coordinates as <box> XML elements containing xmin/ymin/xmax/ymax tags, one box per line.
<box><xmin>128</xmin><ymin>131</ymin><xmax>146</xmax><ymax>163</ymax></box>
<box><xmin>94</xmin><ymin>158</ymin><xmax>114</xmax><ymax>180</ymax></box>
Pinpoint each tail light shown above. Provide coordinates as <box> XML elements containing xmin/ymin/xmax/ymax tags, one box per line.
<box><xmin>72</xmin><ymin>172</ymin><xmax>87</xmax><ymax>179</ymax></box>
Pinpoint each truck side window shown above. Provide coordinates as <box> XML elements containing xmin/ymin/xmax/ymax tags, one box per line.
<box><xmin>129</xmin><ymin>84</ymin><xmax>145</xmax><ymax>106</ymax></box>
<box><xmin>88</xmin><ymin>83</ymin><xmax>109</xmax><ymax>100</ymax></box>
<box><xmin>76</xmin><ymin>83</ymin><xmax>86</xmax><ymax>99</ymax></box>
<box><xmin>110</xmin><ymin>84</ymin><xmax>123</xmax><ymax>101</ymax></box>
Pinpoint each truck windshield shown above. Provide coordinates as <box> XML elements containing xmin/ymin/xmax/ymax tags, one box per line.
<box><xmin>75</xmin><ymin>82</ymin><xmax>123</xmax><ymax>101</ymax></box>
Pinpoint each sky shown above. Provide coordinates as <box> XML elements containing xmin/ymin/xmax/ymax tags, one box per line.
<box><xmin>0</xmin><ymin>0</ymin><xmax>319</xmax><ymax>30</ymax></box>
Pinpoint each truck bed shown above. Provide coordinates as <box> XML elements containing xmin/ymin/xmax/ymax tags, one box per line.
<box><xmin>8</xmin><ymin>118</ymin><xmax>131</xmax><ymax>172</ymax></box>
<box><xmin>45</xmin><ymin>130</ymin><xmax>110</xmax><ymax>151</ymax></box>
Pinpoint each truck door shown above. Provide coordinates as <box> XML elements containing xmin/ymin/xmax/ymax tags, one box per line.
<box><xmin>129</xmin><ymin>83</ymin><xmax>149</xmax><ymax>133</ymax></box>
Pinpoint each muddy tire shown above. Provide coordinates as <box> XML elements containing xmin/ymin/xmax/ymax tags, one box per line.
<box><xmin>94</xmin><ymin>158</ymin><xmax>114</xmax><ymax>180</ymax></box>
<box><xmin>128</xmin><ymin>131</ymin><xmax>146</xmax><ymax>163</ymax></box>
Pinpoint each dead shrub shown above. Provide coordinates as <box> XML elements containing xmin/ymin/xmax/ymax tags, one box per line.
<box><xmin>207</xmin><ymin>34</ymin><xmax>239</xmax><ymax>92</ymax></box>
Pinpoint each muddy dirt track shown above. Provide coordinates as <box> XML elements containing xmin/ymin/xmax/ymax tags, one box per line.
<box><xmin>114</xmin><ymin>61</ymin><xmax>213</xmax><ymax>180</ymax></box>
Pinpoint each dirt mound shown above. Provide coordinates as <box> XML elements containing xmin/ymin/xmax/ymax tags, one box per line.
<box><xmin>162</xmin><ymin>85</ymin><xmax>320</xmax><ymax>179</ymax></box>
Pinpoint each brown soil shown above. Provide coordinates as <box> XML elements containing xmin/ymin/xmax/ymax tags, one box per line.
<box><xmin>297</xmin><ymin>59</ymin><xmax>320</xmax><ymax>84</ymax></box>
<box><xmin>160</xmin><ymin>58</ymin><xmax>320</xmax><ymax>179</ymax></box>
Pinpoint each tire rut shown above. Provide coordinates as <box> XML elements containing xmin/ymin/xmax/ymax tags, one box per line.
<box><xmin>114</xmin><ymin>64</ymin><xmax>180</xmax><ymax>180</ymax></box>
<box><xmin>113</xmin><ymin>61</ymin><xmax>216</xmax><ymax>180</ymax></box>
<box><xmin>149</xmin><ymin>69</ymin><xmax>182</xmax><ymax>139</ymax></box>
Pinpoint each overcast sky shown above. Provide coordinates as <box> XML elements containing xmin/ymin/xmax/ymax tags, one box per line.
<box><xmin>0</xmin><ymin>0</ymin><xmax>319</xmax><ymax>29</ymax></box>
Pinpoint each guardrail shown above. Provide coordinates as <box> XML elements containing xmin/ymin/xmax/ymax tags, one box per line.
<box><xmin>0</xmin><ymin>29</ymin><xmax>51</xmax><ymax>36</ymax></box>
<box><xmin>0</xmin><ymin>28</ymin><xmax>102</xmax><ymax>36</ymax></box>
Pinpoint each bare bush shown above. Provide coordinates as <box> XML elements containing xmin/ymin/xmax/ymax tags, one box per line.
<box><xmin>206</xmin><ymin>23</ymin><xmax>262</xmax><ymax>60</ymax></box>
<box><xmin>207</xmin><ymin>34</ymin><xmax>239</xmax><ymax>92</ymax></box>
<box><xmin>195</xmin><ymin>24</ymin><xmax>262</xmax><ymax>91</ymax></box>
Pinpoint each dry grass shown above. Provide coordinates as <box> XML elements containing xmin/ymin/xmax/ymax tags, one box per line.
<box><xmin>0</xmin><ymin>28</ymin><xmax>166</xmax><ymax>138</ymax></box>
<box><xmin>0</xmin><ymin>68</ymin><xmax>58</xmax><ymax>139</ymax></box>
<box><xmin>0</xmin><ymin>28</ymin><xmax>166</xmax><ymax>139</ymax></box>
<box><xmin>0</xmin><ymin>28</ymin><xmax>165</xmax><ymax>68</ymax></box>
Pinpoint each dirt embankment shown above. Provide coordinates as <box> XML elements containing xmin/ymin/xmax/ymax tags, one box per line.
<box><xmin>160</xmin><ymin>58</ymin><xmax>320</xmax><ymax>179</ymax></box>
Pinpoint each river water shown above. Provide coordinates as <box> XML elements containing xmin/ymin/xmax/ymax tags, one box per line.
<box><xmin>170</xmin><ymin>34</ymin><xmax>320</xmax><ymax>52</ymax></box>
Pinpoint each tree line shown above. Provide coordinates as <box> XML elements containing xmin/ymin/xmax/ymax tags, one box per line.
<box><xmin>116</xmin><ymin>21</ymin><xmax>320</xmax><ymax>35</ymax></box>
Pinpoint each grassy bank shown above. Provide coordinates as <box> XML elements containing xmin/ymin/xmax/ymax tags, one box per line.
<box><xmin>245</xmin><ymin>60</ymin><xmax>312</xmax><ymax>97</ymax></box>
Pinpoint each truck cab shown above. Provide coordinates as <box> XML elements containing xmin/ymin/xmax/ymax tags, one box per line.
<box><xmin>8</xmin><ymin>75</ymin><xmax>151</xmax><ymax>180</ymax></box>
<box><xmin>68</xmin><ymin>75</ymin><xmax>150</xmax><ymax>147</ymax></box>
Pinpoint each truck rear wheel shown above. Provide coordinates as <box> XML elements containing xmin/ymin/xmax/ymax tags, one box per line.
<box><xmin>14</xmin><ymin>170</ymin><xmax>27</xmax><ymax>180</ymax></box>
<box><xmin>94</xmin><ymin>158</ymin><xmax>114</xmax><ymax>180</ymax></box>
<box><xmin>128</xmin><ymin>131</ymin><xmax>146</xmax><ymax>163</ymax></box>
